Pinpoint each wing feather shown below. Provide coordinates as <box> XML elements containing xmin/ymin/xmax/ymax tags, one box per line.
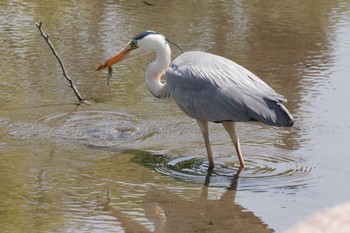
<box><xmin>166</xmin><ymin>51</ymin><xmax>293</xmax><ymax>126</ymax></box>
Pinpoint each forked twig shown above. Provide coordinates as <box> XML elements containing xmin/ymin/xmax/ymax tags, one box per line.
<box><xmin>35</xmin><ymin>21</ymin><xmax>87</xmax><ymax>104</ymax></box>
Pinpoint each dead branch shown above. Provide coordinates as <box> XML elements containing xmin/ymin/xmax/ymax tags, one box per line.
<box><xmin>35</xmin><ymin>21</ymin><xmax>87</xmax><ymax>104</ymax></box>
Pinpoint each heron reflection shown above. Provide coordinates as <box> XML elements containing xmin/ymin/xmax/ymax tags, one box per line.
<box><xmin>97</xmin><ymin>168</ymin><xmax>273</xmax><ymax>232</ymax></box>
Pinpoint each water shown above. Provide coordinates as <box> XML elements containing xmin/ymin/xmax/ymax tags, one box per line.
<box><xmin>1</xmin><ymin>0</ymin><xmax>350</xmax><ymax>232</ymax></box>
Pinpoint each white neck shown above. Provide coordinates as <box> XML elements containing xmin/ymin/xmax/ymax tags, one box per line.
<box><xmin>144</xmin><ymin>40</ymin><xmax>171</xmax><ymax>98</ymax></box>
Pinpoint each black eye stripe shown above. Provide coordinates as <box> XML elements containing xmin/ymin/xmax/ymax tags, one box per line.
<box><xmin>133</xmin><ymin>31</ymin><xmax>159</xmax><ymax>40</ymax></box>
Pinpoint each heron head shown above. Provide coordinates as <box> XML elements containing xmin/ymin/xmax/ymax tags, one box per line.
<box><xmin>95</xmin><ymin>31</ymin><xmax>164</xmax><ymax>71</ymax></box>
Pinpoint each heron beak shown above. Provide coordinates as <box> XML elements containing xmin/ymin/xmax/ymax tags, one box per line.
<box><xmin>95</xmin><ymin>45</ymin><xmax>132</xmax><ymax>71</ymax></box>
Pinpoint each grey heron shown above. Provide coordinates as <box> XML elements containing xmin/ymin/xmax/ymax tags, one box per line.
<box><xmin>96</xmin><ymin>31</ymin><xmax>294</xmax><ymax>170</ymax></box>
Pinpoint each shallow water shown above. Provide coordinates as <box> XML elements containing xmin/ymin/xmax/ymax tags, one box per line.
<box><xmin>1</xmin><ymin>0</ymin><xmax>350</xmax><ymax>232</ymax></box>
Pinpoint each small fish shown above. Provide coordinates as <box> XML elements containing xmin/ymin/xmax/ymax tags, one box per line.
<box><xmin>107</xmin><ymin>66</ymin><xmax>113</xmax><ymax>86</ymax></box>
<box><xmin>96</xmin><ymin>62</ymin><xmax>113</xmax><ymax>86</ymax></box>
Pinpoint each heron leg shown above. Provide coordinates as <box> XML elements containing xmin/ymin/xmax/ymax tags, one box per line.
<box><xmin>196</xmin><ymin>119</ymin><xmax>215</xmax><ymax>168</ymax></box>
<box><xmin>222</xmin><ymin>121</ymin><xmax>245</xmax><ymax>169</ymax></box>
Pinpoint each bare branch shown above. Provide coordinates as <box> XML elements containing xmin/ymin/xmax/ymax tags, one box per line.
<box><xmin>35</xmin><ymin>21</ymin><xmax>88</xmax><ymax>104</ymax></box>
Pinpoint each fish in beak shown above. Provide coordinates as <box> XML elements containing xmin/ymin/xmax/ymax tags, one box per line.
<box><xmin>95</xmin><ymin>42</ymin><xmax>136</xmax><ymax>85</ymax></box>
<box><xmin>95</xmin><ymin>44</ymin><xmax>133</xmax><ymax>71</ymax></box>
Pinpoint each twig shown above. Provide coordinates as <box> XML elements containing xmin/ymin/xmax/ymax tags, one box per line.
<box><xmin>35</xmin><ymin>21</ymin><xmax>87</xmax><ymax>104</ymax></box>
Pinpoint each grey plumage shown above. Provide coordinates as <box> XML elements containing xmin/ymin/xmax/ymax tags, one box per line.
<box><xmin>166</xmin><ymin>51</ymin><xmax>293</xmax><ymax>127</ymax></box>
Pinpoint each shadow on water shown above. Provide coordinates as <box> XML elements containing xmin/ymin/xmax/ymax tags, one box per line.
<box><xmin>97</xmin><ymin>167</ymin><xmax>274</xmax><ymax>233</ymax></box>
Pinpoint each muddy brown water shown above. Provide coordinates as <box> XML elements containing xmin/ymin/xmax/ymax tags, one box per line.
<box><xmin>1</xmin><ymin>1</ymin><xmax>350</xmax><ymax>232</ymax></box>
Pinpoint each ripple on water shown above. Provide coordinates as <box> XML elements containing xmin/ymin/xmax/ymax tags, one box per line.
<box><xmin>131</xmin><ymin>151</ymin><xmax>314</xmax><ymax>193</ymax></box>
<box><xmin>43</xmin><ymin>110</ymin><xmax>149</xmax><ymax>147</ymax></box>
<box><xmin>9</xmin><ymin>110</ymin><xmax>149</xmax><ymax>148</ymax></box>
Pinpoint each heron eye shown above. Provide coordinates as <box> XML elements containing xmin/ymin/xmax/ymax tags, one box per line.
<box><xmin>130</xmin><ymin>40</ymin><xmax>138</xmax><ymax>48</ymax></box>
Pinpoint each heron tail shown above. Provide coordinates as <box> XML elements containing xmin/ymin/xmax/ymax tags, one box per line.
<box><xmin>274</xmin><ymin>102</ymin><xmax>294</xmax><ymax>127</ymax></box>
<box><xmin>248</xmin><ymin>98</ymin><xmax>294</xmax><ymax>127</ymax></box>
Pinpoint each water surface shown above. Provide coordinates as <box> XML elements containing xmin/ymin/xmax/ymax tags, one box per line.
<box><xmin>1</xmin><ymin>0</ymin><xmax>350</xmax><ymax>232</ymax></box>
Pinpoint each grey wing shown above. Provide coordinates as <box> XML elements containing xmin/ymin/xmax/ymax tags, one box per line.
<box><xmin>166</xmin><ymin>51</ymin><xmax>293</xmax><ymax>127</ymax></box>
